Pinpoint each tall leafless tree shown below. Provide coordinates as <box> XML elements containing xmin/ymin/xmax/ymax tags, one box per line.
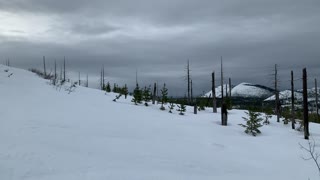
<box><xmin>275</xmin><ymin>64</ymin><xmax>280</xmax><ymax>122</ymax></box>
<box><xmin>303</xmin><ymin>68</ymin><xmax>309</xmax><ymax>140</ymax></box>
<box><xmin>43</xmin><ymin>56</ymin><xmax>46</xmax><ymax>77</ymax></box>
<box><xmin>212</xmin><ymin>72</ymin><xmax>217</xmax><ymax>113</ymax></box>
<box><xmin>291</xmin><ymin>70</ymin><xmax>295</xmax><ymax>129</ymax></box>
<box><xmin>315</xmin><ymin>78</ymin><xmax>319</xmax><ymax>119</ymax></box>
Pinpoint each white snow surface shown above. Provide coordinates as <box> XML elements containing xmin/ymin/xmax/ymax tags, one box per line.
<box><xmin>264</xmin><ymin>90</ymin><xmax>303</xmax><ymax>101</ymax></box>
<box><xmin>1</xmin><ymin>65</ymin><xmax>320</xmax><ymax>180</ymax></box>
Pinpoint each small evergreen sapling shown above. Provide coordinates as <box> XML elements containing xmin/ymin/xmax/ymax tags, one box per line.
<box><xmin>132</xmin><ymin>83</ymin><xmax>142</xmax><ymax>105</ymax></box>
<box><xmin>282</xmin><ymin>107</ymin><xmax>290</xmax><ymax>124</ymax></box>
<box><xmin>160</xmin><ymin>83</ymin><xmax>168</xmax><ymax>110</ymax></box>
<box><xmin>263</xmin><ymin>108</ymin><xmax>273</xmax><ymax>125</ymax></box>
<box><xmin>197</xmin><ymin>100</ymin><xmax>206</xmax><ymax>111</ymax></box>
<box><xmin>177</xmin><ymin>104</ymin><xmax>186</xmax><ymax>115</ymax></box>
<box><xmin>168</xmin><ymin>102</ymin><xmax>175</xmax><ymax>113</ymax></box>
<box><xmin>123</xmin><ymin>84</ymin><xmax>128</xmax><ymax>99</ymax></box>
<box><xmin>239</xmin><ymin>110</ymin><xmax>263</xmax><ymax>136</ymax></box>
<box><xmin>142</xmin><ymin>86</ymin><xmax>152</xmax><ymax>106</ymax></box>
<box><xmin>105</xmin><ymin>82</ymin><xmax>111</xmax><ymax>92</ymax></box>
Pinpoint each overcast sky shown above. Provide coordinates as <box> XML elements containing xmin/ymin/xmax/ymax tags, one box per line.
<box><xmin>1</xmin><ymin>0</ymin><xmax>319</xmax><ymax>96</ymax></box>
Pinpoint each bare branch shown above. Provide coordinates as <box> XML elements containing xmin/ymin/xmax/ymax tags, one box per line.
<box><xmin>299</xmin><ymin>137</ymin><xmax>320</xmax><ymax>175</ymax></box>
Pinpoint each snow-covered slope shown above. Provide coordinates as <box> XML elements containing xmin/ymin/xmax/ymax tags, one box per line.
<box><xmin>231</xmin><ymin>82</ymin><xmax>274</xmax><ymax>98</ymax></box>
<box><xmin>204</xmin><ymin>82</ymin><xmax>274</xmax><ymax>98</ymax></box>
<box><xmin>204</xmin><ymin>84</ymin><xmax>230</xmax><ymax>98</ymax></box>
<box><xmin>264</xmin><ymin>90</ymin><xmax>303</xmax><ymax>102</ymax></box>
<box><xmin>1</xmin><ymin>65</ymin><xmax>319</xmax><ymax>180</ymax></box>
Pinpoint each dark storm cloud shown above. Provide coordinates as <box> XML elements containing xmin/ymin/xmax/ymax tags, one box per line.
<box><xmin>1</xmin><ymin>0</ymin><xmax>320</xmax><ymax>95</ymax></box>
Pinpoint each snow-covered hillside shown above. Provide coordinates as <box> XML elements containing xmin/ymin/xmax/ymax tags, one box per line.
<box><xmin>231</xmin><ymin>82</ymin><xmax>274</xmax><ymax>98</ymax></box>
<box><xmin>1</xmin><ymin>65</ymin><xmax>319</xmax><ymax>180</ymax></box>
<box><xmin>204</xmin><ymin>82</ymin><xmax>274</xmax><ymax>98</ymax></box>
<box><xmin>204</xmin><ymin>84</ymin><xmax>231</xmax><ymax>98</ymax></box>
<box><xmin>264</xmin><ymin>90</ymin><xmax>303</xmax><ymax>102</ymax></box>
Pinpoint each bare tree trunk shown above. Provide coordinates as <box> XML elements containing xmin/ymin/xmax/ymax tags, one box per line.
<box><xmin>86</xmin><ymin>74</ymin><xmax>88</xmax><ymax>87</ymax></box>
<box><xmin>60</xmin><ymin>63</ymin><xmax>63</xmax><ymax>80</ymax></box>
<box><xmin>78</xmin><ymin>72</ymin><xmax>81</xmax><ymax>86</ymax></box>
<box><xmin>194</xmin><ymin>103</ymin><xmax>197</xmax><ymax>114</ymax></box>
<box><xmin>225</xmin><ymin>83</ymin><xmax>228</xmax><ymax>98</ymax></box>
<box><xmin>229</xmin><ymin>78</ymin><xmax>231</xmax><ymax>97</ymax></box>
<box><xmin>303</xmin><ymin>68</ymin><xmax>309</xmax><ymax>139</ymax></box>
<box><xmin>63</xmin><ymin>57</ymin><xmax>66</xmax><ymax>82</ymax></box>
<box><xmin>212</xmin><ymin>72</ymin><xmax>217</xmax><ymax>113</ymax></box>
<box><xmin>102</xmin><ymin>66</ymin><xmax>105</xmax><ymax>89</ymax></box>
<box><xmin>100</xmin><ymin>68</ymin><xmax>103</xmax><ymax>90</ymax></box>
<box><xmin>275</xmin><ymin>64</ymin><xmax>280</xmax><ymax>122</ymax></box>
<box><xmin>54</xmin><ymin>60</ymin><xmax>57</xmax><ymax>85</ymax></box>
<box><xmin>43</xmin><ymin>56</ymin><xmax>46</xmax><ymax>77</ymax></box>
<box><xmin>152</xmin><ymin>82</ymin><xmax>156</xmax><ymax>104</ymax></box>
<box><xmin>191</xmin><ymin>79</ymin><xmax>193</xmax><ymax>104</ymax></box>
<box><xmin>187</xmin><ymin>60</ymin><xmax>190</xmax><ymax>105</ymax></box>
<box><xmin>221</xmin><ymin>56</ymin><xmax>226</xmax><ymax>125</ymax></box>
<box><xmin>315</xmin><ymin>78</ymin><xmax>319</xmax><ymax>120</ymax></box>
<box><xmin>291</xmin><ymin>70</ymin><xmax>295</xmax><ymax>129</ymax></box>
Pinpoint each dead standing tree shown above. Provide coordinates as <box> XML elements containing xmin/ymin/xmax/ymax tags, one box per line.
<box><xmin>185</xmin><ymin>60</ymin><xmax>191</xmax><ymax>105</ymax></box>
<box><xmin>152</xmin><ymin>82</ymin><xmax>157</xmax><ymax>105</ymax></box>
<box><xmin>303</xmin><ymin>68</ymin><xmax>309</xmax><ymax>140</ymax></box>
<box><xmin>315</xmin><ymin>78</ymin><xmax>319</xmax><ymax>120</ymax></box>
<box><xmin>275</xmin><ymin>64</ymin><xmax>280</xmax><ymax>123</ymax></box>
<box><xmin>43</xmin><ymin>56</ymin><xmax>46</xmax><ymax>77</ymax></box>
<box><xmin>291</xmin><ymin>70</ymin><xmax>295</xmax><ymax>129</ymax></box>
<box><xmin>221</xmin><ymin>56</ymin><xmax>227</xmax><ymax>126</ymax></box>
<box><xmin>212</xmin><ymin>72</ymin><xmax>217</xmax><ymax>113</ymax></box>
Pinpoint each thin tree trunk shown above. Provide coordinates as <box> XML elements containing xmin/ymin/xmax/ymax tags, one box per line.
<box><xmin>102</xmin><ymin>66</ymin><xmax>105</xmax><ymax>89</ymax></box>
<box><xmin>221</xmin><ymin>56</ymin><xmax>225</xmax><ymax>125</ymax></box>
<box><xmin>187</xmin><ymin>60</ymin><xmax>190</xmax><ymax>105</ymax></box>
<box><xmin>315</xmin><ymin>79</ymin><xmax>319</xmax><ymax>119</ymax></box>
<box><xmin>152</xmin><ymin>82</ymin><xmax>156</xmax><ymax>104</ymax></box>
<box><xmin>303</xmin><ymin>68</ymin><xmax>309</xmax><ymax>139</ymax></box>
<box><xmin>212</xmin><ymin>72</ymin><xmax>217</xmax><ymax>113</ymax></box>
<box><xmin>229</xmin><ymin>78</ymin><xmax>232</xmax><ymax>97</ymax></box>
<box><xmin>291</xmin><ymin>70</ymin><xmax>295</xmax><ymax>129</ymax></box>
<box><xmin>54</xmin><ymin>60</ymin><xmax>57</xmax><ymax>85</ymax></box>
<box><xmin>63</xmin><ymin>57</ymin><xmax>66</xmax><ymax>81</ymax></box>
<box><xmin>43</xmin><ymin>56</ymin><xmax>46</xmax><ymax>77</ymax></box>
<box><xmin>275</xmin><ymin>64</ymin><xmax>280</xmax><ymax>122</ymax></box>
<box><xmin>78</xmin><ymin>72</ymin><xmax>81</xmax><ymax>86</ymax></box>
<box><xmin>86</xmin><ymin>74</ymin><xmax>88</xmax><ymax>87</ymax></box>
<box><xmin>191</xmin><ymin>79</ymin><xmax>193</xmax><ymax>104</ymax></box>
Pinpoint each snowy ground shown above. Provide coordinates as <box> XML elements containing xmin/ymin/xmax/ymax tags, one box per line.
<box><xmin>1</xmin><ymin>65</ymin><xmax>320</xmax><ymax>180</ymax></box>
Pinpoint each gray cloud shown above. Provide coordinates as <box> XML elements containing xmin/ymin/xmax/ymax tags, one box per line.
<box><xmin>1</xmin><ymin>0</ymin><xmax>319</xmax><ymax>95</ymax></box>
